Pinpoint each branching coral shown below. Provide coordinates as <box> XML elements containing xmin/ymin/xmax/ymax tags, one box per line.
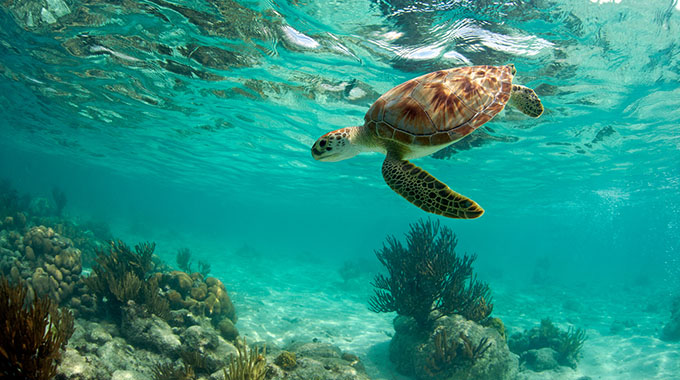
<box><xmin>176</xmin><ymin>248</ymin><xmax>211</xmax><ymax>278</ymax></box>
<box><xmin>223</xmin><ymin>338</ymin><xmax>267</xmax><ymax>380</ymax></box>
<box><xmin>176</xmin><ymin>247</ymin><xmax>193</xmax><ymax>273</ymax></box>
<box><xmin>84</xmin><ymin>240</ymin><xmax>169</xmax><ymax>319</ymax></box>
<box><xmin>556</xmin><ymin>326</ymin><xmax>587</xmax><ymax>366</ymax></box>
<box><xmin>0</xmin><ymin>276</ymin><xmax>74</xmax><ymax>380</ymax></box>
<box><xmin>197</xmin><ymin>260</ymin><xmax>211</xmax><ymax>278</ymax></box>
<box><xmin>369</xmin><ymin>219</ymin><xmax>493</xmax><ymax>328</ymax></box>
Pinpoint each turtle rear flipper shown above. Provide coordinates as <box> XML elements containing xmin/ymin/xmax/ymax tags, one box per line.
<box><xmin>382</xmin><ymin>156</ymin><xmax>484</xmax><ymax>219</ymax></box>
<box><xmin>510</xmin><ymin>84</ymin><xmax>543</xmax><ymax>117</ymax></box>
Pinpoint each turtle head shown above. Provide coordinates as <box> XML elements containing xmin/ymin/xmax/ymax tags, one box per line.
<box><xmin>311</xmin><ymin>127</ymin><xmax>361</xmax><ymax>162</ymax></box>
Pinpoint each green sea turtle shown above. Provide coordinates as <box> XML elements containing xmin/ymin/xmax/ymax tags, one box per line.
<box><xmin>311</xmin><ymin>64</ymin><xmax>543</xmax><ymax>219</ymax></box>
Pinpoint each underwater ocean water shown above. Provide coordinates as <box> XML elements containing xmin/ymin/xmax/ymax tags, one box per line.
<box><xmin>1</xmin><ymin>0</ymin><xmax>680</xmax><ymax>379</ymax></box>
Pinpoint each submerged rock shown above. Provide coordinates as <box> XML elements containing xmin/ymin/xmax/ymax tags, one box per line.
<box><xmin>180</xmin><ymin>322</ymin><xmax>238</xmax><ymax>373</ymax></box>
<box><xmin>121</xmin><ymin>302</ymin><xmax>182</xmax><ymax>357</ymax></box>
<box><xmin>390</xmin><ymin>314</ymin><xmax>519</xmax><ymax>380</ymax></box>
<box><xmin>520</xmin><ymin>348</ymin><xmax>560</xmax><ymax>372</ymax></box>
<box><xmin>217</xmin><ymin>317</ymin><xmax>239</xmax><ymax>341</ymax></box>
<box><xmin>57</xmin><ymin>347</ymin><xmax>108</xmax><ymax>380</ymax></box>
<box><xmin>110</xmin><ymin>369</ymin><xmax>148</xmax><ymax>380</ymax></box>
<box><xmin>261</xmin><ymin>340</ymin><xmax>369</xmax><ymax>380</ymax></box>
<box><xmin>274</xmin><ymin>350</ymin><xmax>297</xmax><ymax>370</ymax></box>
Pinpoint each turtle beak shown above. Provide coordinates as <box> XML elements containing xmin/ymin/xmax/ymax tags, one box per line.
<box><xmin>311</xmin><ymin>142</ymin><xmax>325</xmax><ymax>160</ymax></box>
<box><xmin>311</xmin><ymin>137</ymin><xmax>332</xmax><ymax>161</ymax></box>
<box><xmin>312</xmin><ymin>148</ymin><xmax>339</xmax><ymax>162</ymax></box>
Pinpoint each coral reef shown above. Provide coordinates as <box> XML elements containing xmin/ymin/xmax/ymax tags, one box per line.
<box><xmin>56</xmin><ymin>308</ymin><xmax>241</xmax><ymax>380</ymax></box>
<box><xmin>0</xmin><ymin>184</ymin><xmax>238</xmax><ymax>379</ymax></box>
<box><xmin>45</xmin><ymin>218</ymin><xmax>112</xmax><ymax>268</ymax></box>
<box><xmin>1</xmin><ymin>179</ymin><xmax>111</xmax><ymax>268</ymax></box>
<box><xmin>508</xmin><ymin>318</ymin><xmax>587</xmax><ymax>369</ymax></box>
<box><xmin>121</xmin><ymin>302</ymin><xmax>182</xmax><ymax>357</ymax></box>
<box><xmin>155</xmin><ymin>270</ymin><xmax>237</xmax><ymax>338</ymax></box>
<box><xmin>661</xmin><ymin>295</ymin><xmax>680</xmax><ymax>341</ymax></box>
<box><xmin>0</xmin><ymin>275</ymin><xmax>74</xmax><ymax>380</ymax></box>
<box><xmin>84</xmin><ymin>240</ymin><xmax>170</xmax><ymax>320</ymax></box>
<box><xmin>1</xmin><ymin>180</ymin><xmax>370</xmax><ymax>380</ymax></box>
<box><xmin>389</xmin><ymin>314</ymin><xmax>518</xmax><ymax>380</ymax></box>
<box><xmin>369</xmin><ymin>219</ymin><xmax>493</xmax><ymax>328</ymax></box>
<box><xmin>55</xmin><ymin>312</ymin><xmax>371</xmax><ymax>380</ymax></box>
<box><xmin>0</xmin><ymin>226</ymin><xmax>85</xmax><ymax>309</ymax></box>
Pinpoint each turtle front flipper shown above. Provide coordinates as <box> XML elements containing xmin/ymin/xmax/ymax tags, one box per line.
<box><xmin>382</xmin><ymin>156</ymin><xmax>484</xmax><ymax>219</ymax></box>
<box><xmin>510</xmin><ymin>84</ymin><xmax>543</xmax><ymax>118</ymax></box>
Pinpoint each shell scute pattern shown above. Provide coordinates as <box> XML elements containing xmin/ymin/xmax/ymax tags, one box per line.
<box><xmin>365</xmin><ymin>65</ymin><xmax>514</xmax><ymax>147</ymax></box>
<box><xmin>385</xmin><ymin>96</ymin><xmax>433</xmax><ymax>134</ymax></box>
<box><xmin>411</xmin><ymin>81</ymin><xmax>470</xmax><ymax>134</ymax></box>
<box><xmin>394</xmin><ymin>128</ymin><xmax>416</xmax><ymax>144</ymax></box>
<box><xmin>376</xmin><ymin>122</ymin><xmax>394</xmax><ymax>139</ymax></box>
<box><xmin>431</xmin><ymin>132</ymin><xmax>451</xmax><ymax>145</ymax></box>
<box><xmin>366</xmin><ymin>98</ymin><xmax>386</xmax><ymax>122</ymax></box>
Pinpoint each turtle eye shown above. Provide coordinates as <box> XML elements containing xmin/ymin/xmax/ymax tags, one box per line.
<box><xmin>320</xmin><ymin>140</ymin><xmax>327</xmax><ymax>147</ymax></box>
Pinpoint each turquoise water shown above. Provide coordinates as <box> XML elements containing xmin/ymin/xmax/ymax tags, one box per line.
<box><xmin>1</xmin><ymin>0</ymin><xmax>680</xmax><ymax>379</ymax></box>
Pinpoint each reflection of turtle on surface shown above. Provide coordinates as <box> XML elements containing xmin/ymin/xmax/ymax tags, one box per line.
<box><xmin>311</xmin><ymin>64</ymin><xmax>543</xmax><ymax>219</ymax></box>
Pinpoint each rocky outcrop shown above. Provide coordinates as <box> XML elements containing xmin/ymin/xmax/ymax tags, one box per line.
<box><xmin>389</xmin><ymin>314</ymin><xmax>519</xmax><ymax>380</ymax></box>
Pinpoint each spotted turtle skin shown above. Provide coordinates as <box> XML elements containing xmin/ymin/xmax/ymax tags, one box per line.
<box><xmin>364</xmin><ymin>65</ymin><xmax>515</xmax><ymax>147</ymax></box>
